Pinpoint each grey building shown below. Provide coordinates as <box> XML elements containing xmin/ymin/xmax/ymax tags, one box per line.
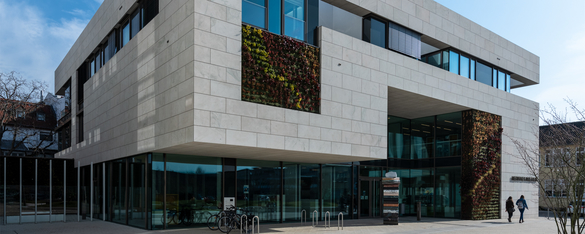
<box><xmin>50</xmin><ymin>0</ymin><xmax>539</xmax><ymax>229</ymax></box>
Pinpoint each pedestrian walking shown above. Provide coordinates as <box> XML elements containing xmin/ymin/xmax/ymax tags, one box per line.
<box><xmin>516</xmin><ymin>195</ymin><xmax>528</xmax><ymax>223</ymax></box>
<box><xmin>505</xmin><ymin>196</ymin><xmax>515</xmax><ymax>222</ymax></box>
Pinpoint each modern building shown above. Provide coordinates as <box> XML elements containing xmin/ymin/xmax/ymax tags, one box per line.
<box><xmin>50</xmin><ymin>0</ymin><xmax>539</xmax><ymax>229</ymax></box>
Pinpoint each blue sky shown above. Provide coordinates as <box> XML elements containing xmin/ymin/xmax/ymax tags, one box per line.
<box><xmin>1</xmin><ymin>0</ymin><xmax>584</xmax><ymax>122</ymax></box>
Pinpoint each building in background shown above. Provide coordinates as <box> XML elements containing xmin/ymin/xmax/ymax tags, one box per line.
<box><xmin>45</xmin><ymin>0</ymin><xmax>539</xmax><ymax>229</ymax></box>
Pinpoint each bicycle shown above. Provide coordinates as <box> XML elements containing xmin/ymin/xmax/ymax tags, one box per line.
<box><xmin>161</xmin><ymin>209</ymin><xmax>180</xmax><ymax>225</ymax></box>
<box><xmin>217</xmin><ymin>206</ymin><xmax>254</xmax><ymax>233</ymax></box>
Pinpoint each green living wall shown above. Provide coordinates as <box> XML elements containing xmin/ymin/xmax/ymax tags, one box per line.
<box><xmin>241</xmin><ymin>25</ymin><xmax>320</xmax><ymax>113</ymax></box>
<box><xmin>461</xmin><ymin>110</ymin><xmax>502</xmax><ymax>220</ymax></box>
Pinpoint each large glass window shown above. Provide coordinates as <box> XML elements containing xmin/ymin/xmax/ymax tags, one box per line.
<box><xmin>460</xmin><ymin>55</ymin><xmax>469</xmax><ymax>78</ymax></box>
<box><xmin>426</xmin><ymin>53</ymin><xmax>441</xmax><ymax>68</ymax></box>
<box><xmin>410</xmin><ymin>117</ymin><xmax>434</xmax><ymax>159</ymax></box>
<box><xmin>435</xmin><ymin>167</ymin><xmax>461</xmax><ymax>218</ymax></box>
<box><xmin>131</xmin><ymin>11</ymin><xmax>140</xmax><ymax>39</ymax></box>
<box><xmin>475</xmin><ymin>61</ymin><xmax>492</xmax><ymax>86</ymax></box>
<box><xmin>237</xmin><ymin>159</ymin><xmax>281</xmax><ymax>222</ymax></box>
<box><xmin>151</xmin><ymin>154</ymin><xmax>164</xmax><ymax>230</ymax></box>
<box><xmin>284</xmin><ymin>0</ymin><xmax>305</xmax><ymax>40</ymax></box>
<box><xmin>37</xmin><ymin>159</ymin><xmax>51</xmax><ymax>220</ymax></box>
<box><xmin>283</xmin><ymin>163</ymin><xmax>319</xmax><ymax>221</ymax></box>
<box><xmin>506</xmin><ymin>74</ymin><xmax>511</xmax><ymax>92</ymax></box>
<box><xmin>449</xmin><ymin>51</ymin><xmax>459</xmax><ymax>74</ymax></box>
<box><xmin>470</xmin><ymin>59</ymin><xmax>476</xmax><ymax>80</ymax></box>
<box><xmin>268</xmin><ymin>0</ymin><xmax>281</xmax><ymax>34</ymax></box>
<box><xmin>22</xmin><ymin>158</ymin><xmax>36</xmax><ymax>219</ymax></box>
<box><xmin>322</xmin><ymin>164</ymin><xmax>352</xmax><ymax>219</ymax></box>
<box><xmin>122</xmin><ymin>22</ymin><xmax>130</xmax><ymax>47</ymax></box>
<box><xmin>498</xmin><ymin>71</ymin><xmax>506</xmax><ymax>91</ymax></box>
<box><xmin>318</xmin><ymin>1</ymin><xmax>361</xmax><ymax>39</ymax></box>
<box><xmin>388</xmin><ymin>116</ymin><xmax>411</xmax><ymax>159</ymax></box>
<box><xmin>243</xmin><ymin>0</ymin><xmax>266</xmax><ymax>28</ymax></box>
<box><xmin>165</xmin><ymin>154</ymin><xmax>222</xmax><ymax>228</ymax></box>
<box><xmin>6</xmin><ymin>157</ymin><xmax>19</xmax><ymax>222</ymax></box>
<box><xmin>0</xmin><ymin>158</ymin><xmax>3</xmax><ymax>225</ymax></box>
<box><xmin>128</xmin><ymin>155</ymin><xmax>146</xmax><ymax>228</ymax></box>
<box><xmin>388</xmin><ymin>22</ymin><xmax>421</xmax><ymax>59</ymax></box>
<box><xmin>111</xmin><ymin>159</ymin><xmax>127</xmax><ymax>224</ymax></box>
<box><xmin>66</xmin><ymin>160</ymin><xmax>77</xmax><ymax>218</ymax></box>
<box><xmin>363</xmin><ymin>17</ymin><xmax>386</xmax><ymax>48</ymax></box>
<box><xmin>435</xmin><ymin>112</ymin><xmax>462</xmax><ymax>157</ymax></box>
<box><xmin>52</xmin><ymin>160</ymin><xmax>65</xmax><ymax>221</ymax></box>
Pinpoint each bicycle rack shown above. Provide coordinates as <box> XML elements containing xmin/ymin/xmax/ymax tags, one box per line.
<box><xmin>338</xmin><ymin>212</ymin><xmax>343</xmax><ymax>230</ymax></box>
<box><xmin>301</xmin><ymin>209</ymin><xmax>306</xmax><ymax>225</ymax></box>
<box><xmin>252</xmin><ymin>216</ymin><xmax>260</xmax><ymax>234</ymax></box>
<box><xmin>312</xmin><ymin>210</ymin><xmax>318</xmax><ymax>227</ymax></box>
<box><xmin>324</xmin><ymin>211</ymin><xmax>331</xmax><ymax>229</ymax></box>
<box><xmin>240</xmin><ymin>215</ymin><xmax>248</xmax><ymax>234</ymax></box>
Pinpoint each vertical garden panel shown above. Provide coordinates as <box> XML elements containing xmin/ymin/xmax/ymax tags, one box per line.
<box><xmin>461</xmin><ymin>110</ymin><xmax>502</xmax><ymax>220</ymax></box>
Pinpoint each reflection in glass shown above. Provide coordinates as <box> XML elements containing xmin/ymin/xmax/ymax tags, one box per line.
<box><xmin>388</xmin><ymin>116</ymin><xmax>411</xmax><ymax>159</ymax></box>
<box><xmin>492</xmin><ymin>69</ymin><xmax>497</xmax><ymax>89</ymax></box>
<box><xmin>22</xmin><ymin>158</ymin><xmax>36</xmax><ymax>219</ymax></box>
<box><xmin>52</xmin><ymin>160</ymin><xmax>65</xmax><ymax>221</ymax></box>
<box><xmin>6</xmin><ymin>158</ymin><xmax>19</xmax><ymax>222</ymax></box>
<box><xmin>435</xmin><ymin>112</ymin><xmax>462</xmax><ymax>157</ymax></box>
<box><xmin>243</xmin><ymin>0</ymin><xmax>266</xmax><ymax>28</ymax></box>
<box><xmin>498</xmin><ymin>71</ymin><xmax>506</xmax><ymax>91</ymax></box>
<box><xmin>38</xmin><ymin>160</ymin><xmax>51</xmax><ymax>220</ymax></box>
<box><xmin>435</xmin><ymin>167</ymin><xmax>461</xmax><ymax>218</ymax></box>
<box><xmin>165</xmin><ymin>154</ymin><xmax>222</xmax><ymax>228</ymax></box>
<box><xmin>475</xmin><ymin>61</ymin><xmax>492</xmax><ymax>86</ymax></box>
<box><xmin>449</xmin><ymin>51</ymin><xmax>459</xmax><ymax>74</ymax></box>
<box><xmin>322</xmin><ymin>165</ymin><xmax>352</xmax><ymax>219</ymax></box>
<box><xmin>0</xmin><ymin>159</ymin><xmax>3</xmax><ymax>224</ymax></box>
<box><xmin>284</xmin><ymin>0</ymin><xmax>305</xmax><ymax>40</ymax></box>
<box><xmin>366</xmin><ymin>18</ymin><xmax>386</xmax><ymax>48</ymax></box>
<box><xmin>237</xmin><ymin>159</ymin><xmax>281</xmax><ymax>222</ymax></box>
<box><xmin>268</xmin><ymin>0</ymin><xmax>281</xmax><ymax>34</ymax></box>
<box><xmin>506</xmin><ymin>74</ymin><xmax>511</xmax><ymax>92</ymax></box>
<box><xmin>112</xmin><ymin>159</ymin><xmax>127</xmax><ymax>224</ymax></box>
<box><xmin>128</xmin><ymin>155</ymin><xmax>146</xmax><ymax>228</ymax></box>
<box><xmin>318</xmin><ymin>1</ymin><xmax>362</xmax><ymax>39</ymax></box>
<box><xmin>442</xmin><ymin>51</ymin><xmax>449</xmax><ymax>70</ymax></box>
<box><xmin>411</xmin><ymin>117</ymin><xmax>434</xmax><ymax>159</ymax></box>
<box><xmin>411</xmin><ymin>169</ymin><xmax>434</xmax><ymax>216</ymax></box>
<box><xmin>131</xmin><ymin>11</ymin><xmax>140</xmax><ymax>39</ymax></box>
<box><xmin>470</xmin><ymin>59</ymin><xmax>476</xmax><ymax>80</ymax></box>
<box><xmin>427</xmin><ymin>53</ymin><xmax>441</xmax><ymax>68</ymax></box>
<box><xmin>151</xmin><ymin>154</ymin><xmax>164</xmax><ymax>230</ymax></box>
<box><xmin>66</xmin><ymin>160</ymin><xmax>77</xmax><ymax>218</ymax></box>
<box><xmin>460</xmin><ymin>56</ymin><xmax>469</xmax><ymax>78</ymax></box>
<box><xmin>122</xmin><ymin>23</ymin><xmax>130</xmax><ymax>47</ymax></box>
<box><xmin>283</xmin><ymin>163</ymin><xmax>319</xmax><ymax>221</ymax></box>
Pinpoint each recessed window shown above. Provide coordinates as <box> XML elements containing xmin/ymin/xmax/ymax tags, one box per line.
<box><xmin>243</xmin><ymin>0</ymin><xmax>266</xmax><ymax>28</ymax></box>
<box><xmin>243</xmin><ymin>0</ymin><xmax>313</xmax><ymax>42</ymax></box>
<box><xmin>363</xmin><ymin>17</ymin><xmax>386</xmax><ymax>48</ymax></box>
<box><xmin>40</xmin><ymin>132</ymin><xmax>53</xmax><ymax>141</ymax></box>
<box><xmin>37</xmin><ymin>112</ymin><xmax>46</xmax><ymax>121</ymax></box>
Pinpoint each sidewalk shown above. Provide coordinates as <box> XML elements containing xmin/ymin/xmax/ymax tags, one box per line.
<box><xmin>0</xmin><ymin>216</ymin><xmax>558</xmax><ymax>234</ymax></box>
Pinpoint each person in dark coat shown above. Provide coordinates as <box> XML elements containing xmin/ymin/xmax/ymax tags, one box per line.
<box><xmin>506</xmin><ymin>196</ymin><xmax>514</xmax><ymax>222</ymax></box>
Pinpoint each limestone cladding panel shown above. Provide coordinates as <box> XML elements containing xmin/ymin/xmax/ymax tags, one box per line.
<box><xmin>55</xmin><ymin>0</ymin><xmax>197</xmax><ymax>164</ymax></box>
<box><xmin>191</xmin><ymin>0</ymin><xmax>387</xmax><ymax>160</ymax></box>
<box><xmin>321</xmin><ymin>25</ymin><xmax>538</xmax><ymax>218</ymax></box>
<box><xmin>323</xmin><ymin>0</ymin><xmax>539</xmax><ymax>85</ymax></box>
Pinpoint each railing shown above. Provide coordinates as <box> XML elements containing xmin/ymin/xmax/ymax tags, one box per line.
<box><xmin>240</xmin><ymin>215</ymin><xmax>248</xmax><ymax>234</ymax></box>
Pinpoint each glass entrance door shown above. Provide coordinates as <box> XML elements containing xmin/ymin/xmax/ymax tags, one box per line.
<box><xmin>359</xmin><ymin>178</ymin><xmax>381</xmax><ymax>218</ymax></box>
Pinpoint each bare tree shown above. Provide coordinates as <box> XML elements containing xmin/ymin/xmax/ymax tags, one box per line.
<box><xmin>511</xmin><ymin>99</ymin><xmax>585</xmax><ymax>234</ymax></box>
<box><xmin>0</xmin><ymin>71</ymin><xmax>54</xmax><ymax>157</ymax></box>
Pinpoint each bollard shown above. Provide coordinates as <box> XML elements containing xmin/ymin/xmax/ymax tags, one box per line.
<box><xmin>417</xmin><ymin>202</ymin><xmax>421</xmax><ymax>221</ymax></box>
<box><xmin>325</xmin><ymin>211</ymin><xmax>331</xmax><ymax>229</ymax></box>
<box><xmin>338</xmin><ymin>212</ymin><xmax>344</xmax><ymax>230</ymax></box>
<box><xmin>301</xmin><ymin>209</ymin><xmax>306</xmax><ymax>225</ymax></box>
<box><xmin>312</xmin><ymin>210</ymin><xmax>318</xmax><ymax>227</ymax></box>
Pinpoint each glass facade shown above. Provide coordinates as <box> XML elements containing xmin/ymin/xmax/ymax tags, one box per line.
<box><xmin>387</xmin><ymin>112</ymin><xmax>463</xmax><ymax>218</ymax></box>
<box><xmin>421</xmin><ymin>49</ymin><xmax>511</xmax><ymax>92</ymax></box>
<box><xmin>0</xmin><ymin>157</ymin><xmax>75</xmax><ymax>224</ymax></box>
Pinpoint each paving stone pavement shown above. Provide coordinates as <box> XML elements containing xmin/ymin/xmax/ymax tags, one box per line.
<box><xmin>0</xmin><ymin>216</ymin><xmax>558</xmax><ymax>234</ymax></box>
